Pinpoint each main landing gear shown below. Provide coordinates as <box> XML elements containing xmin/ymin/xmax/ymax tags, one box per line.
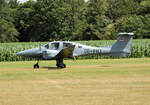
<box><xmin>33</xmin><ymin>59</ymin><xmax>66</xmax><ymax>69</ymax></box>
<box><xmin>34</xmin><ymin>60</ymin><xmax>39</xmax><ymax>69</ymax></box>
<box><xmin>56</xmin><ymin>59</ymin><xmax>66</xmax><ymax>68</ymax></box>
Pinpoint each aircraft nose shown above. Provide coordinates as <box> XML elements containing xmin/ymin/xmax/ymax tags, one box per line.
<box><xmin>16</xmin><ymin>50</ymin><xmax>31</xmax><ymax>56</ymax></box>
<box><xmin>16</xmin><ymin>48</ymin><xmax>42</xmax><ymax>57</ymax></box>
<box><xmin>16</xmin><ymin>51</ymin><xmax>25</xmax><ymax>56</ymax></box>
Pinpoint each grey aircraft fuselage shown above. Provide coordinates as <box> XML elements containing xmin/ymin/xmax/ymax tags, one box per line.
<box><xmin>17</xmin><ymin>33</ymin><xmax>134</xmax><ymax>68</ymax></box>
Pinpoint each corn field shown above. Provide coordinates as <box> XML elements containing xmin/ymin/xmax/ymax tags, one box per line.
<box><xmin>0</xmin><ymin>40</ymin><xmax>150</xmax><ymax>62</ymax></box>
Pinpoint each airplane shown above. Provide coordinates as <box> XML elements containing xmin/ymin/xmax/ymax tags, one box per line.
<box><xmin>17</xmin><ymin>33</ymin><xmax>134</xmax><ymax>69</ymax></box>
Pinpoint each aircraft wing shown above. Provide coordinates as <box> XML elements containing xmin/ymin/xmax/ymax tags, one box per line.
<box><xmin>56</xmin><ymin>45</ymin><xmax>75</xmax><ymax>58</ymax></box>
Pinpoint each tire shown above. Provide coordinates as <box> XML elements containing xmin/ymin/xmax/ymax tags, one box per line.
<box><xmin>34</xmin><ymin>64</ymin><xmax>39</xmax><ymax>69</ymax></box>
<box><xmin>63</xmin><ymin>64</ymin><xmax>66</xmax><ymax>68</ymax></box>
<box><xmin>60</xmin><ymin>64</ymin><xmax>66</xmax><ymax>68</ymax></box>
<box><xmin>57</xmin><ymin>64</ymin><xmax>66</xmax><ymax>68</ymax></box>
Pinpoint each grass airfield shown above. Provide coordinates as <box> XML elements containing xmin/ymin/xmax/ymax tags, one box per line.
<box><xmin>0</xmin><ymin>58</ymin><xmax>150</xmax><ymax>105</ymax></box>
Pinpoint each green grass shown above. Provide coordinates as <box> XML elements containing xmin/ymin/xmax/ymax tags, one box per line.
<box><xmin>0</xmin><ymin>58</ymin><xmax>150</xmax><ymax>105</ymax></box>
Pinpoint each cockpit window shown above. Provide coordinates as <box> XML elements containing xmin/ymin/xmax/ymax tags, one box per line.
<box><xmin>44</xmin><ymin>44</ymin><xmax>49</xmax><ymax>49</ymax></box>
<box><xmin>78</xmin><ymin>45</ymin><xmax>82</xmax><ymax>48</ymax></box>
<box><xmin>63</xmin><ymin>42</ymin><xmax>72</xmax><ymax>48</ymax></box>
<box><xmin>51</xmin><ymin>43</ymin><xmax>59</xmax><ymax>50</ymax></box>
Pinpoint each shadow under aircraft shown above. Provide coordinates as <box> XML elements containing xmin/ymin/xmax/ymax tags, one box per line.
<box><xmin>17</xmin><ymin>33</ymin><xmax>134</xmax><ymax>69</ymax></box>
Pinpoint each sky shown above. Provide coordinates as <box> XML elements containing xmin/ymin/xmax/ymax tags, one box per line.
<box><xmin>18</xmin><ymin>0</ymin><xmax>88</xmax><ymax>3</ymax></box>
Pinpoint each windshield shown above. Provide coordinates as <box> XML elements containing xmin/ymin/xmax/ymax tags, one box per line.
<box><xmin>44</xmin><ymin>44</ymin><xmax>49</xmax><ymax>49</ymax></box>
<box><xmin>51</xmin><ymin>43</ymin><xmax>59</xmax><ymax>50</ymax></box>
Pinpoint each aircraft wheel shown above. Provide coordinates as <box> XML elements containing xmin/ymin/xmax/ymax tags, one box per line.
<box><xmin>56</xmin><ymin>64</ymin><xmax>59</xmax><ymax>67</ymax></box>
<box><xmin>63</xmin><ymin>64</ymin><xmax>66</xmax><ymax>68</ymax></box>
<box><xmin>60</xmin><ymin>64</ymin><xmax>66</xmax><ymax>68</ymax></box>
<box><xmin>57</xmin><ymin>64</ymin><xmax>66</xmax><ymax>68</ymax></box>
<box><xmin>34</xmin><ymin>64</ymin><xmax>39</xmax><ymax>69</ymax></box>
<box><xmin>59</xmin><ymin>65</ymin><xmax>64</xmax><ymax>68</ymax></box>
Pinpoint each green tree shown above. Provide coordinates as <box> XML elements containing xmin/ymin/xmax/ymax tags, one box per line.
<box><xmin>115</xmin><ymin>15</ymin><xmax>150</xmax><ymax>39</ymax></box>
<box><xmin>51</xmin><ymin>0</ymin><xmax>86</xmax><ymax>40</ymax></box>
<box><xmin>8</xmin><ymin>0</ymin><xmax>19</xmax><ymax>8</ymax></box>
<box><xmin>0</xmin><ymin>19</ymin><xmax>18</xmax><ymax>42</ymax></box>
<box><xmin>107</xmin><ymin>0</ymin><xmax>139</xmax><ymax>20</ymax></box>
<box><xmin>14</xmin><ymin>0</ymin><xmax>87</xmax><ymax>41</ymax></box>
<box><xmin>0</xmin><ymin>0</ymin><xmax>18</xmax><ymax>42</ymax></box>
<box><xmin>13</xmin><ymin>0</ymin><xmax>35</xmax><ymax>41</ymax></box>
<box><xmin>8</xmin><ymin>0</ymin><xmax>150</xmax><ymax>42</ymax></box>
<box><xmin>83</xmin><ymin>0</ymin><xmax>111</xmax><ymax>40</ymax></box>
<box><xmin>138</xmin><ymin>0</ymin><xmax>150</xmax><ymax>15</ymax></box>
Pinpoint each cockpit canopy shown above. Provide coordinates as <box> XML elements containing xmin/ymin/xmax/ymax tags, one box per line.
<box><xmin>44</xmin><ymin>42</ymin><xmax>73</xmax><ymax>50</ymax></box>
<box><xmin>51</xmin><ymin>42</ymin><xmax>59</xmax><ymax>50</ymax></box>
<box><xmin>44</xmin><ymin>44</ymin><xmax>49</xmax><ymax>49</ymax></box>
<box><xmin>63</xmin><ymin>42</ymin><xmax>72</xmax><ymax>48</ymax></box>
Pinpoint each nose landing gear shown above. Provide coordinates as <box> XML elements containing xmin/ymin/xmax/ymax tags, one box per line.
<box><xmin>34</xmin><ymin>60</ymin><xmax>39</xmax><ymax>69</ymax></box>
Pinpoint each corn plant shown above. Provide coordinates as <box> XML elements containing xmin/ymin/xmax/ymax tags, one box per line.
<box><xmin>0</xmin><ymin>40</ymin><xmax>150</xmax><ymax>62</ymax></box>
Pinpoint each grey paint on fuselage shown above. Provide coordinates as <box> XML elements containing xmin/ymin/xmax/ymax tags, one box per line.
<box><xmin>17</xmin><ymin>33</ymin><xmax>134</xmax><ymax>68</ymax></box>
<box><xmin>18</xmin><ymin>42</ymin><xmax>111</xmax><ymax>59</ymax></box>
<box><xmin>17</xmin><ymin>33</ymin><xmax>134</xmax><ymax>60</ymax></box>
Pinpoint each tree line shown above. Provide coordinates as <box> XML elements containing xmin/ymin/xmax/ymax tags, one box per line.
<box><xmin>0</xmin><ymin>0</ymin><xmax>150</xmax><ymax>42</ymax></box>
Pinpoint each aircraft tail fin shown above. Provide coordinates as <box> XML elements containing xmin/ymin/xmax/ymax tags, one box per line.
<box><xmin>109</xmin><ymin>33</ymin><xmax>134</xmax><ymax>57</ymax></box>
